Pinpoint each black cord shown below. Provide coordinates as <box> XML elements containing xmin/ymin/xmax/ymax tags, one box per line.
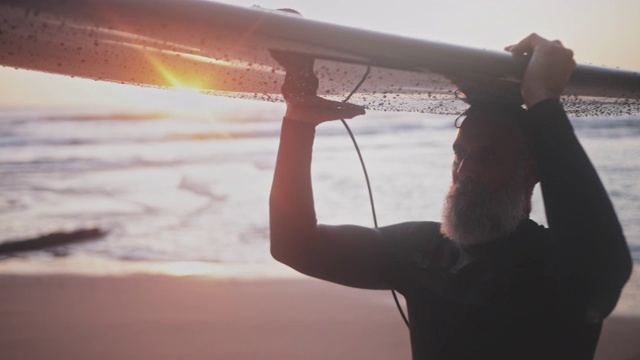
<box><xmin>339</xmin><ymin>65</ymin><xmax>410</xmax><ymax>329</ymax></box>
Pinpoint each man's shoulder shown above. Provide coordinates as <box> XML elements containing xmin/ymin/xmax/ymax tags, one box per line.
<box><xmin>378</xmin><ymin>221</ymin><xmax>442</xmax><ymax>240</ymax></box>
<box><xmin>517</xmin><ymin>219</ymin><xmax>552</xmax><ymax>251</ymax></box>
<box><xmin>378</xmin><ymin>221</ymin><xmax>450</xmax><ymax>256</ymax></box>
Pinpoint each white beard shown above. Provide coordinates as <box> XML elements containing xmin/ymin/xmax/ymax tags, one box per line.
<box><xmin>440</xmin><ymin>171</ymin><xmax>528</xmax><ymax>246</ymax></box>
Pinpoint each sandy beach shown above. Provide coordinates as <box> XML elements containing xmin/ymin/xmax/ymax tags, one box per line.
<box><xmin>1</xmin><ymin>264</ymin><xmax>639</xmax><ymax>360</ymax></box>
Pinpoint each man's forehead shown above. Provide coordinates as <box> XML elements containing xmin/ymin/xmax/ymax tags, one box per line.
<box><xmin>460</xmin><ymin>102</ymin><xmax>528</xmax><ymax>125</ymax></box>
<box><xmin>455</xmin><ymin>114</ymin><xmax>520</xmax><ymax>147</ymax></box>
<box><xmin>460</xmin><ymin>109</ymin><xmax>518</xmax><ymax>128</ymax></box>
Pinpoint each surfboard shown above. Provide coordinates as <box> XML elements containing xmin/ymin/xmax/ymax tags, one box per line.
<box><xmin>1</xmin><ymin>0</ymin><xmax>639</xmax><ymax>116</ymax></box>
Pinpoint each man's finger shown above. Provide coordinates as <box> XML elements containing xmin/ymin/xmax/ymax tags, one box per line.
<box><xmin>505</xmin><ymin>33</ymin><xmax>545</xmax><ymax>56</ymax></box>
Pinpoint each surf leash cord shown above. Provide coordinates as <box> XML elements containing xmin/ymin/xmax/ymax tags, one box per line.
<box><xmin>339</xmin><ymin>65</ymin><xmax>411</xmax><ymax>329</ymax></box>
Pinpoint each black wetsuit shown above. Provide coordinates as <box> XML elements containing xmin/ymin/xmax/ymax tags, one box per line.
<box><xmin>270</xmin><ymin>99</ymin><xmax>632</xmax><ymax>359</ymax></box>
<box><xmin>384</xmin><ymin>219</ymin><xmax>600</xmax><ymax>359</ymax></box>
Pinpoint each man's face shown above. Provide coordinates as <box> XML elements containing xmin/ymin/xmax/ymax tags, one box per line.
<box><xmin>440</xmin><ymin>113</ymin><xmax>534</xmax><ymax>245</ymax></box>
<box><xmin>451</xmin><ymin>115</ymin><xmax>521</xmax><ymax>193</ymax></box>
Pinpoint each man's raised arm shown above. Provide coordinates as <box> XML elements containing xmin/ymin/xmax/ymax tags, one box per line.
<box><xmin>509</xmin><ymin>34</ymin><xmax>633</xmax><ymax>319</ymax></box>
<box><xmin>269</xmin><ymin>78</ymin><xmax>396</xmax><ymax>289</ymax></box>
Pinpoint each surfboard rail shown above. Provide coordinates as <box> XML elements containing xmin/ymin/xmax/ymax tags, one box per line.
<box><xmin>1</xmin><ymin>0</ymin><xmax>638</xmax><ymax>115</ymax></box>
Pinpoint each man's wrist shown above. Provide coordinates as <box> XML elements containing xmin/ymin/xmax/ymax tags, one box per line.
<box><xmin>526</xmin><ymin>98</ymin><xmax>574</xmax><ymax>134</ymax></box>
<box><xmin>282</xmin><ymin>116</ymin><xmax>317</xmax><ymax>132</ymax></box>
<box><xmin>522</xmin><ymin>88</ymin><xmax>560</xmax><ymax>110</ymax></box>
<box><xmin>527</xmin><ymin>97</ymin><xmax>561</xmax><ymax>112</ymax></box>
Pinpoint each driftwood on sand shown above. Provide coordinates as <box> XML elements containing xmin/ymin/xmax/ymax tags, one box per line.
<box><xmin>0</xmin><ymin>229</ymin><xmax>107</xmax><ymax>256</ymax></box>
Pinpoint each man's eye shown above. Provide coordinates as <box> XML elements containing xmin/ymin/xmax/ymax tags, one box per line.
<box><xmin>479</xmin><ymin>151</ymin><xmax>496</xmax><ymax>163</ymax></box>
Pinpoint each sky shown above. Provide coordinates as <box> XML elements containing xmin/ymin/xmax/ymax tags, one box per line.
<box><xmin>0</xmin><ymin>0</ymin><xmax>638</xmax><ymax>110</ymax></box>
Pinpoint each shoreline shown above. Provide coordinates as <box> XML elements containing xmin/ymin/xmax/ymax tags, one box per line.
<box><xmin>1</xmin><ymin>259</ymin><xmax>639</xmax><ymax>359</ymax></box>
<box><xmin>0</xmin><ymin>255</ymin><xmax>304</xmax><ymax>279</ymax></box>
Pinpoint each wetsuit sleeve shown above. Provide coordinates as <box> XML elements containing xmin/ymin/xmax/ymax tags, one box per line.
<box><xmin>527</xmin><ymin>99</ymin><xmax>632</xmax><ymax>320</ymax></box>
<box><xmin>269</xmin><ymin>118</ymin><xmax>394</xmax><ymax>289</ymax></box>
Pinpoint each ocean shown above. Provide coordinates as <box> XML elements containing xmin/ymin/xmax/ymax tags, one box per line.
<box><xmin>1</xmin><ymin>104</ymin><xmax>639</xmax><ymax>274</ymax></box>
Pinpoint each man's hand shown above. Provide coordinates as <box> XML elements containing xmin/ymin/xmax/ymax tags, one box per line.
<box><xmin>506</xmin><ymin>33</ymin><xmax>576</xmax><ymax>109</ymax></box>
<box><xmin>285</xmin><ymin>96</ymin><xmax>365</xmax><ymax>125</ymax></box>
<box><xmin>271</xmin><ymin>45</ymin><xmax>364</xmax><ymax>125</ymax></box>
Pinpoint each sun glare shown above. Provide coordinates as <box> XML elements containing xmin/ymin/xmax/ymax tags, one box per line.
<box><xmin>136</xmin><ymin>52</ymin><xmax>232</xmax><ymax>116</ymax></box>
<box><xmin>159</xmin><ymin>261</ymin><xmax>216</xmax><ymax>276</ymax></box>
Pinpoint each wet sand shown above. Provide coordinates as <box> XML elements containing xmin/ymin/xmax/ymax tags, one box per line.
<box><xmin>0</xmin><ymin>271</ymin><xmax>638</xmax><ymax>359</ymax></box>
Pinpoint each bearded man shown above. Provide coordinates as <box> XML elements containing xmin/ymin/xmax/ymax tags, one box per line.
<box><xmin>269</xmin><ymin>34</ymin><xmax>631</xmax><ymax>359</ymax></box>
